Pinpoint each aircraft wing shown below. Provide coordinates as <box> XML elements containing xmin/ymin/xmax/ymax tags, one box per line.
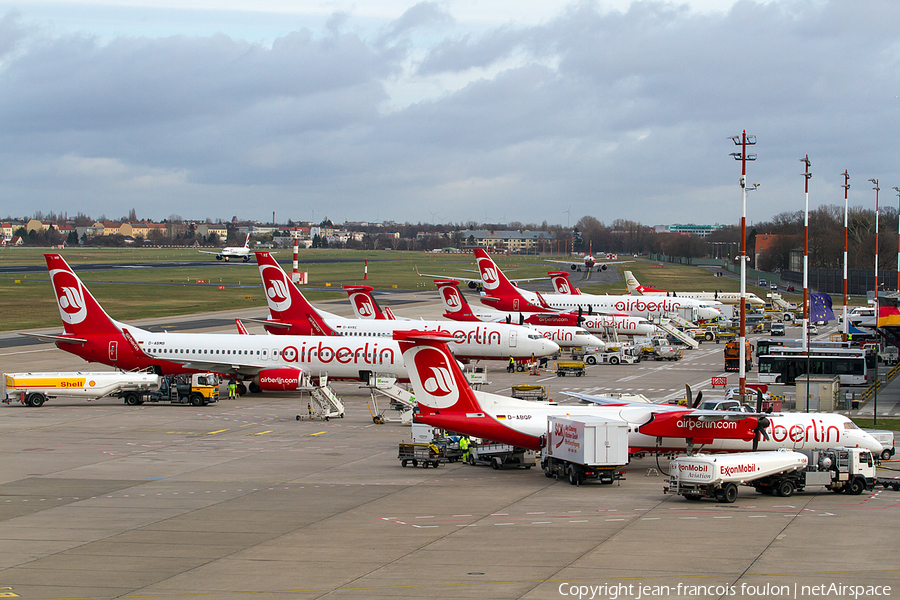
<box><xmin>198</xmin><ymin>250</ymin><xmax>220</xmax><ymax>255</ymax></box>
<box><xmin>176</xmin><ymin>360</ymin><xmax>267</xmax><ymax>378</ymax></box>
<box><xmin>18</xmin><ymin>332</ymin><xmax>87</xmax><ymax>345</ymax></box>
<box><xmin>415</xmin><ymin>266</ymin><xmax>481</xmax><ymax>284</ymax></box>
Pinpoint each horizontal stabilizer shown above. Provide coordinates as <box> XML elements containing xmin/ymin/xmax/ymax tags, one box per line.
<box><xmin>18</xmin><ymin>332</ymin><xmax>87</xmax><ymax>345</ymax></box>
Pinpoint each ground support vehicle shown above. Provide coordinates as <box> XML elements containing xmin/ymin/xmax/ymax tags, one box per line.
<box><xmin>666</xmin><ymin>447</ymin><xmax>878</xmax><ymax>503</ymax></box>
<box><xmin>724</xmin><ymin>340</ymin><xmax>753</xmax><ymax>372</ymax></box>
<box><xmin>556</xmin><ymin>361</ymin><xmax>586</xmax><ymax>377</ymax></box>
<box><xmin>541</xmin><ymin>415</ymin><xmax>629</xmax><ymax>486</ymax></box>
<box><xmin>865</xmin><ymin>430</ymin><xmax>895</xmax><ymax>460</ymax></box>
<box><xmin>638</xmin><ymin>337</ymin><xmax>683</xmax><ymax>361</ymax></box>
<box><xmin>695</xmin><ymin>326</ymin><xmax>736</xmax><ymax>344</ymax></box>
<box><xmin>121</xmin><ymin>373</ymin><xmax>220</xmax><ymax>406</ymax></box>
<box><xmin>468</xmin><ymin>442</ymin><xmax>536</xmax><ymax>469</ymax></box>
<box><xmin>511</xmin><ymin>384</ymin><xmax>548</xmax><ymax>401</ymax></box>
<box><xmin>752</xmin><ymin>448</ymin><xmax>876</xmax><ymax>496</ymax></box>
<box><xmin>665</xmin><ymin>449</ymin><xmax>809</xmax><ymax>503</ymax></box>
<box><xmin>876</xmin><ymin>477</ymin><xmax>900</xmax><ymax>491</ymax></box>
<box><xmin>573</xmin><ymin>346</ymin><xmax>640</xmax><ymax>365</ymax></box>
<box><xmin>398</xmin><ymin>442</ymin><xmax>445</xmax><ymax>468</ymax></box>
<box><xmin>3</xmin><ymin>371</ymin><xmax>160</xmax><ymax>407</ymax></box>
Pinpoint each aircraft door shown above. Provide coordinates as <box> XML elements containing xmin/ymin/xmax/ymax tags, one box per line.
<box><xmin>109</xmin><ymin>341</ymin><xmax>118</xmax><ymax>362</ymax></box>
<box><xmin>513</xmin><ymin>298</ymin><xmax>519</xmax><ymax>311</ymax></box>
<box><xmin>509</xmin><ymin>331</ymin><xmax>517</xmax><ymax>348</ymax></box>
<box><xmin>261</xmin><ymin>348</ymin><xmax>269</xmax><ymax>360</ymax></box>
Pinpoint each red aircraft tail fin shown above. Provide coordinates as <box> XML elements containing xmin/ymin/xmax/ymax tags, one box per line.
<box><xmin>255</xmin><ymin>251</ymin><xmax>340</xmax><ymax>336</ymax></box>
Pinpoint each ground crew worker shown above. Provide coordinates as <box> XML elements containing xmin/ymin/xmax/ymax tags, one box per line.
<box><xmin>228</xmin><ymin>379</ymin><xmax>237</xmax><ymax>399</ymax></box>
<box><xmin>459</xmin><ymin>435</ymin><xmax>471</xmax><ymax>463</ymax></box>
<box><xmin>508</xmin><ymin>356</ymin><xmax>515</xmax><ymax>373</ymax></box>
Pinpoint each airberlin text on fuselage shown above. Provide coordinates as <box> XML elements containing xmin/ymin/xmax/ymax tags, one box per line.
<box><xmin>280</xmin><ymin>341</ymin><xmax>395</xmax><ymax>365</ymax></box>
<box><xmin>769</xmin><ymin>418</ymin><xmax>840</xmax><ymax>444</ymax></box>
<box><xmin>612</xmin><ymin>299</ymin><xmax>686</xmax><ymax>313</ymax></box>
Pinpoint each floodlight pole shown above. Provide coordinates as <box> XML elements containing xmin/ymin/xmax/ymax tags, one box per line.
<box><xmin>801</xmin><ymin>156</ymin><xmax>811</xmax><ymax>352</ymax></box>
<box><xmin>870</xmin><ymin>178</ymin><xmax>880</xmax><ymax>426</ymax></box>
<box><xmin>842</xmin><ymin>171</ymin><xmax>850</xmax><ymax>342</ymax></box>
<box><xmin>730</xmin><ymin>131</ymin><xmax>757</xmax><ymax>398</ymax></box>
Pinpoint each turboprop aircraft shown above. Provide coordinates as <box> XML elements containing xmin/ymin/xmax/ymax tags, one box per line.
<box><xmin>27</xmin><ymin>254</ymin><xmax>411</xmax><ymax>393</ymax></box>
<box><xmin>624</xmin><ymin>271</ymin><xmax>765</xmax><ymax>307</ymax></box>
<box><xmin>251</xmin><ymin>252</ymin><xmax>561</xmax><ymax>360</ymax></box>
<box><xmin>395</xmin><ymin>330</ymin><xmax>883</xmax><ymax>456</ymax></box>
<box><xmin>199</xmin><ymin>233</ymin><xmax>252</xmax><ymax>262</ymax></box>
<box><xmin>474</xmin><ymin>249</ymin><xmax>723</xmax><ymax>321</ymax></box>
<box><xmin>434</xmin><ymin>278</ymin><xmax>651</xmax><ymax>343</ymax></box>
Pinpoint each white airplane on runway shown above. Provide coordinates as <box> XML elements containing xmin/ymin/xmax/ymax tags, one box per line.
<box><xmin>251</xmin><ymin>252</ymin><xmax>561</xmax><ymax>361</ymax></box>
<box><xmin>199</xmin><ymin>233</ymin><xmax>252</xmax><ymax>262</ymax></box>
<box><xmin>395</xmin><ymin>330</ymin><xmax>883</xmax><ymax>456</ymax></box>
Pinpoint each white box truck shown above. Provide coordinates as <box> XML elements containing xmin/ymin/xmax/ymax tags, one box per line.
<box><xmin>541</xmin><ymin>415</ymin><xmax>629</xmax><ymax>485</ymax></box>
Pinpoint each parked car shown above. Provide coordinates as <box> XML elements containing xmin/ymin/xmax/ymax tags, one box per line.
<box><xmin>771</xmin><ymin>322</ymin><xmax>785</xmax><ymax>336</ymax></box>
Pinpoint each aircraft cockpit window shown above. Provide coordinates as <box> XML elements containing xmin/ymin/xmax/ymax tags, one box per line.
<box><xmin>843</xmin><ymin>422</ymin><xmax>859</xmax><ymax>430</ymax></box>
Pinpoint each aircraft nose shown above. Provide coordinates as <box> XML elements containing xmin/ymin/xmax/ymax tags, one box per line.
<box><xmin>546</xmin><ymin>339</ymin><xmax>561</xmax><ymax>355</ymax></box>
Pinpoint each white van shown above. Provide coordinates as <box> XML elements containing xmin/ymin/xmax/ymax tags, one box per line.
<box><xmin>865</xmin><ymin>430</ymin><xmax>895</xmax><ymax>461</ymax></box>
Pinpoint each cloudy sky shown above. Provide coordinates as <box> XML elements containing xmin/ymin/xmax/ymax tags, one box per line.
<box><xmin>1</xmin><ymin>0</ymin><xmax>897</xmax><ymax>227</ymax></box>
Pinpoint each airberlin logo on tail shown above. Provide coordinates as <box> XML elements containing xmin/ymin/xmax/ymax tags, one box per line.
<box><xmin>477</xmin><ymin>259</ymin><xmax>500</xmax><ymax>290</ymax></box>
<box><xmin>353</xmin><ymin>295</ymin><xmax>374</xmax><ymax>317</ymax></box>
<box><xmin>260</xmin><ymin>266</ymin><xmax>291</xmax><ymax>312</ymax></box>
<box><xmin>50</xmin><ymin>269</ymin><xmax>87</xmax><ymax>325</ymax></box>
<box><xmin>409</xmin><ymin>346</ymin><xmax>459</xmax><ymax>409</ymax></box>
<box><xmin>441</xmin><ymin>287</ymin><xmax>462</xmax><ymax>311</ymax></box>
<box><xmin>552</xmin><ymin>277</ymin><xmax>571</xmax><ymax>294</ymax></box>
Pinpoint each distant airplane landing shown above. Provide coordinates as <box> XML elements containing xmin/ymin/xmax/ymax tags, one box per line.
<box><xmin>545</xmin><ymin>243</ymin><xmax>629</xmax><ymax>272</ymax></box>
<box><xmin>199</xmin><ymin>233</ymin><xmax>252</xmax><ymax>262</ymax></box>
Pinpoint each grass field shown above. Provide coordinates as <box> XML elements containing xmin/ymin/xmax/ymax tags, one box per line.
<box><xmin>0</xmin><ymin>246</ymin><xmax>838</xmax><ymax>331</ymax></box>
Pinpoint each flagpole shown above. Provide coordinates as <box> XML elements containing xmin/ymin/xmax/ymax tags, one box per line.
<box><xmin>870</xmin><ymin>178</ymin><xmax>880</xmax><ymax>426</ymax></box>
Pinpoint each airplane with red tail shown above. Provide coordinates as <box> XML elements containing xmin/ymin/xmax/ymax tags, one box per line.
<box><xmin>431</xmin><ymin>279</ymin><xmax>605</xmax><ymax>349</ymax></box>
<box><xmin>475</xmin><ymin>249</ymin><xmax>722</xmax><ymax>322</ymax></box>
<box><xmin>28</xmin><ymin>254</ymin><xmax>410</xmax><ymax>392</ymax></box>
<box><xmin>395</xmin><ymin>330</ymin><xmax>883</xmax><ymax>456</ymax></box>
<box><xmin>253</xmin><ymin>252</ymin><xmax>561</xmax><ymax>360</ymax></box>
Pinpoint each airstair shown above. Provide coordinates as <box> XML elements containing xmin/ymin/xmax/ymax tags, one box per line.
<box><xmin>365</xmin><ymin>375</ymin><xmax>417</xmax><ymax>424</ymax></box>
<box><xmin>297</xmin><ymin>374</ymin><xmax>345</xmax><ymax>421</ymax></box>
<box><xmin>665</xmin><ymin>312</ymin><xmax>695</xmax><ymax>329</ymax></box>
<box><xmin>767</xmin><ymin>293</ymin><xmax>796</xmax><ymax>320</ymax></box>
<box><xmin>655</xmin><ymin>317</ymin><xmax>700</xmax><ymax>349</ymax></box>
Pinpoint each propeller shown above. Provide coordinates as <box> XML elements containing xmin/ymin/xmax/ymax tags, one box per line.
<box><xmin>576</xmin><ymin>306</ymin><xmax>585</xmax><ymax>326</ymax></box>
<box><xmin>519</xmin><ymin>313</ymin><xmax>524</xmax><ymax>325</ymax></box>
<box><xmin>684</xmin><ymin>384</ymin><xmax>704</xmax><ymax>408</ymax></box>
<box><xmin>752</xmin><ymin>389</ymin><xmax>771</xmax><ymax>451</ymax></box>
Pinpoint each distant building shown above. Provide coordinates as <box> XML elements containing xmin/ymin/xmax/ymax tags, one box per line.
<box><xmin>459</xmin><ymin>230</ymin><xmax>553</xmax><ymax>253</ymax></box>
<box><xmin>196</xmin><ymin>223</ymin><xmax>227</xmax><ymax>239</ymax></box>
<box><xmin>655</xmin><ymin>224</ymin><xmax>728</xmax><ymax>238</ymax></box>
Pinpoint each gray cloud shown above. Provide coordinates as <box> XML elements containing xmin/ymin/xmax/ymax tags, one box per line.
<box><xmin>0</xmin><ymin>0</ymin><xmax>897</xmax><ymax>225</ymax></box>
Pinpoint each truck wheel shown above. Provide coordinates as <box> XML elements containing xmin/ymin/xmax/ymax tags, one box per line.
<box><xmin>683</xmin><ymin>494</ymin><xmax>701</xmax><ymax>501</ymax></box>
<box><xmin>586</xmin><ymin>356</ymin><xmax>597</xmax><ymax>365</ymax></box>
<box><xmin>777</xmin><ymin>480</ymin><xmax>794</xmax><ymax>497</ymax></box>
<box><xmin>544</xmin><ymin>465</ymin><xmax>554</xmax><ymax>478</ymax></box>
<box><xmin>881</xmin><ymin>449</ymin><xmax>893</xmax><ymax>461</ymax></box>
<box><xmin>411</xmin><ymin>459</ymin><xmax>418</xmax><ymax>467</ymax></box>
<box><xmin>124</xmin><ymin>393</ymin><xmax>140</xmax><ymax>406</ymax></box>
<box><xmin>848</xmin><ymin>478</ymin><xmax>864</xmax><ymax>495</ymax></box>
<box><xmin>190</xmin><ymin>394</ymin><xmax>203</xmax><ymax>406</ymax></box>
<box><xmin>567</xmin><ymin>465</ymin><xmax>579</xmax><ymax>486</ymax></box>
<box><xmin>705</xmin><ymin>333</ymin><xmax>713</xmax><ymax>340</ymax></box>
<box><xmin>27</xmin><ymin>393</ymin><xmax>45</xmax><ymax>407</ymax></box>
<box><xmin>491</xmin><ymin>457</ymin><xmax>502</xmax><ymax>470</ymax></box>
<box><xmin>609</xmin><ymin>356</ymin><xmax>620</xmax><ymax>365</ymax></box>
<box><xmin>719</xmin><ymin>483</ymin><xmax>738</xmax><ymax>503</ymax></box>
<box><xmin>401</xmin><ymin>459</ymin><xmax>408</xmax><ymax>467</ymax></box>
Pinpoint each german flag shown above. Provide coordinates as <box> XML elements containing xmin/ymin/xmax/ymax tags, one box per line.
<box><xmin>878</xmin><ymin>296</ymin><xmax>900</xmax><ymax>327</ymax></box>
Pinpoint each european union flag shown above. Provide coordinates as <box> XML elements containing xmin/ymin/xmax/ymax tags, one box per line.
<box><xmin>810</xmin><ymin>292</ymin><xmax>835</xmax><ymax>322</ymax></box>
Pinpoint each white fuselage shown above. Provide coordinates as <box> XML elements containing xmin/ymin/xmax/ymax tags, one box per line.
<box><xmin>455</xmin><ymin>394</ymin><xmax>883</xmax><ymax>455</ymax></box>
<box><xmin>638</xmin><ymin>290</ymin><xmax>764</xmax><ymax>307</ymax></box>
<box><xmin>127</xmin><ymin>325</ymin><xmax>407</xmax><ymax>380</ymax></box>
<box><xmin>456</xmin><ymin>304</ymin><xmax>655</xmax><ymax>337</ymax></box>
<box><xmin>285</xmin><ymin>313</ymin><xmax>560</xmax><ymax>360</ymax></box>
